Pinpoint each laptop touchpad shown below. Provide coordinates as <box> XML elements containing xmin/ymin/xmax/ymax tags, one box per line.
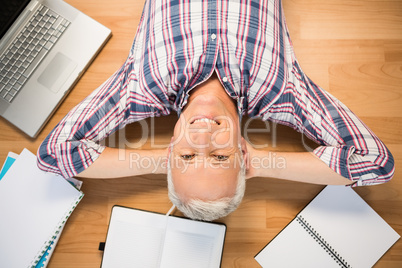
<box><xmin>38</xmin><ymin>52</ymin><xmax>77</xmax><ymax>93</ymax></box>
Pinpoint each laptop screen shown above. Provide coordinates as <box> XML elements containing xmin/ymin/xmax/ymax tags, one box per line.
<box><xmin>0</xmin><ymin>0</ymin><xmax>31</xmax><ymax>39</ymax></box>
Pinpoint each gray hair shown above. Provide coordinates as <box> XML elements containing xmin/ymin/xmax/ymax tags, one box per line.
<box><xmin>167</xmin><ymin>145</ymin><xmax>246</xmax><ymax>221</ymax></box>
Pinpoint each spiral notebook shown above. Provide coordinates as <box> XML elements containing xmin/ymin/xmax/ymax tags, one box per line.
<box><xmin>255</xmin><ymin>186</ymin><xmax>400</xmax><ymax>267</ymax></box>
<box><xmin>0</xmin><ymin>149</ymin><xmax>84</xmax><ymax>267</ymax></box>
<box><xmin>101</xmin><ymin>206</ymin><xmax>226</xmax><ymax>268</ymax></box>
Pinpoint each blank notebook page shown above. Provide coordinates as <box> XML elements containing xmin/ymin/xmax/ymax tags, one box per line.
<box><xmin>101</xmin><ymin>207</ymin><xmax>166</xmax><ymax>267</ymax></box>
<box><xmin>254</xmin><ymin>218</ymin><xmax>340</xmax><ymax>267</ymax></box>
<box><xmin>161</xmin><ymin>216</ymin><xmax>226</xmax><ymax>268</ymax></box>
<box><xmin>300</xmin><ymin>186</ymin><xmax>400</xmax><ymax>267</ymax></box>
<box><xmin>255</xmin><ymin>186</ymin><xmax>400</xmax><ymax>267</ymax></box>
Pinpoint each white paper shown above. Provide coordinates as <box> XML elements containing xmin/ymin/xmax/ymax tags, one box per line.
<box><xmin>102</xmin><ymin>207</ymin><xmax>166</xmax><ymax>268</ymax></box>
<box><xmin>161</xmin><ymin>216</ymin><xmax>226</xmax><ymax>267</ymax></box>
<box><xmin>0</xmin><ymin>149</ymin><xmax>83</xmax><ymax>267</ymax></box>
<box><xmin>300</xmin><ymin>186</ymin><xmax>400</xmax><ymax>268</ymax></box>
<box><xmin>255</xmin><ymin>186</ymin><xmax>400</xmax><ymax>268</ymax></box>
<box><xmin>255</xmin><ymin>219</ymin><xmax>340</xmax><ymax>268</ymax></box>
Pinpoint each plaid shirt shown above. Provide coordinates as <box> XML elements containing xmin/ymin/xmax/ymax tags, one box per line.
<box><xmin>37</xmin><ymin>0</ymin><xmax>394</xmax><ymax>186</ymax></box>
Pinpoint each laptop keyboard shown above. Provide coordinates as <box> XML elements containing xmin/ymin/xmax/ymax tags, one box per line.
<box><xmin>0</xmin><ymin>5</ymin><xmax>70</xmax><ymax>103</ymax></box>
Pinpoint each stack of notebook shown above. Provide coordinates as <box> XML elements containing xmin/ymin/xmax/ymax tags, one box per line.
<box><xmin>0</xmin><ymin>148</ymin><xmax>83</xmax><ymax>267</ymax></box>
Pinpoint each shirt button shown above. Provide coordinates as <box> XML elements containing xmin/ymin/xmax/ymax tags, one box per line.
<box><xmin>211</xmin><ymin>33</ymin><xmax>217</xmax><ymax>40</ymax></box>
<box><xmin>222</xmin><ymin>77</ymin><xmax>228</xmax><ymax>82</ymax></box>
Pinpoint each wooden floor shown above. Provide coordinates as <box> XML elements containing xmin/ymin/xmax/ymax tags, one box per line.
<box><xmin>1</xmin><ymin>0</ymin><xmax>401</xmax><ymax>267</ymax></box>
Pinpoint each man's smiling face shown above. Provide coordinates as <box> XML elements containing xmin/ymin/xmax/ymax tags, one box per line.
<box><xmin>169</xmin><ymin>75</ymin><xmax>247</xmax><ymax>202</ymax></box>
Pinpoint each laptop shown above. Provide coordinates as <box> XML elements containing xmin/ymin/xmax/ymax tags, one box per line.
<box><xmin>0</xmin><ymin>0</ymin><xmax>111</xmax><ymax>137</ymax></box>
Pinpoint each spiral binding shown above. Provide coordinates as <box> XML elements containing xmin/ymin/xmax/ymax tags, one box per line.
<box><xmin>31</xmin><ymin>194</ymin><xmax>84</xmax><ymax>267</ymax></box>
<box><xmin>296</xmin><ymin>216</ymin><xmax>351</xmax><ymax>268</ymax></box>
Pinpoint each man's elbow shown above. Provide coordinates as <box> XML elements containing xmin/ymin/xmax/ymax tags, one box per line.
<box><xmin>36</xmin><ymin>140</ymin><xmax>60</xmax><ymax>175</ymax></box>
<box><xmin>351</xmin><ymin>148</ymin><xmax>395</xmax><ymax>186</ymax></box>
<box><xmin>371</xmin><ymin>149</ymin><xmax>395</xmax><ymax>185</ymax></box>
<box><xmin>378</xmin><ymin>149</ymin><xmax>395</xmax><ymax>184</ymax></box>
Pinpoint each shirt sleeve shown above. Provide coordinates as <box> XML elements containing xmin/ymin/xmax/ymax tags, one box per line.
<box><xmin>36</xmin><ymin>55</ymin><xmax>164</xmax><ymax>178</ymax></box>
<box><xmin>261</xmin><ymin>61</ymin><xmax>395</xmax><ymax>186</ymax></box>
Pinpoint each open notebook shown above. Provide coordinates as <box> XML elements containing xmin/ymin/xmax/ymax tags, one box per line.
<box><xmin>255</xmin><ymin>185</ymin><xmax>400</xmax><ymax>267</ymax></box>
<box><xmin>101</xmin><ymin>206</ymin><xmax>226</xmax><ymax>268</ymax></box>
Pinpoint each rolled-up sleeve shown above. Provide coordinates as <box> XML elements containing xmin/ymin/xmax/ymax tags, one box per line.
<box><xmin>37</xmin><ymin>62</ymin><xmax>129</xmax><ymax>178</ymax></box>
<box><xmin>37</xmin><ymin>56</ymin><xmax>162</xmax><ymax>178</ymax></box>
<box><xmin>262</xmin><ymin>61</ymin><xmax>395</xmax><ymax>186</ymax></box>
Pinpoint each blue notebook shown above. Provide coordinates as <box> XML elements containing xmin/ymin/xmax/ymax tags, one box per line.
<box><xmin>0</xmin><ymin>152</ymin><xmax>17</xmax><ymax>180</ymax></box>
